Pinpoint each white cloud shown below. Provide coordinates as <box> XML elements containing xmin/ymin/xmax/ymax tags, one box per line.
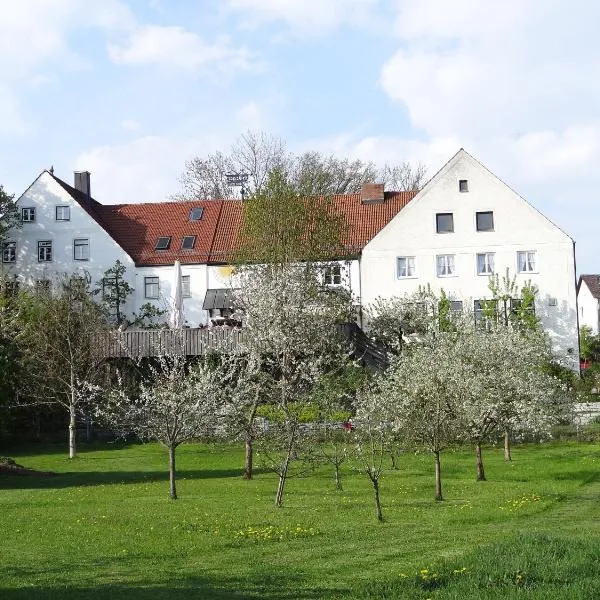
<box><xmin>0</xmin><ymin>0</ymin><xmax>134</xmax><ymax>132</ymax></box>
<box><xmin>73</xmin><ymin>132</ymin><xmax>238</xmax><ymax>204</ymax></box>
<box><xmin>108</xmin><ymin>26</ymin><xmax>256</xmax><ymax>74</ymax></box>
<box><xmin>227</xmin><ymin>0</ymin><xmax>380</xmax><ymax>36</ymax></box>
<box><xmin>121</xmin><ymin>119</ymin><xmax>141</xmax><ymax>131</ymax></box>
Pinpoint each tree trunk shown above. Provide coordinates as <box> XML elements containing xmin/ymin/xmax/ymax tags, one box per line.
<box><xmin>244</xmin><ymin>435</ymin><xmax>254</xmax><ymax>480</ymax></box>
<box><xmin>275</xmin><ymin>464</ymin><xmax>287</xmax><ymax>508</ymax></box>
<box><xmin>168</xmin><ymin>445</ymin><xmax>177</xmax><ymax>500</ymax></box>
<box><xmin>372</xmin><ymin>476</ymin><xmax>383</xmax><ymax>521</ymax></box>
<box><xmin>504</xmin><ymin>428</ymin><xmax>512</xmax><ymax>462</ymax></box>
<box><xmin>475</xmin><ymin>441</ymin><xmax>486</xmax><ymax>481</ymax></box>
<box><xmin>68</xmin><ymin>403</ymin><xmax>76</xmax><ymax>459</ymax></box>
<box><xmin>434</xmin><ymin>450</ymin><xmax>443</xmax><ymax>501</ymax></box>
<box><xmin>85</xmin><ymin>414</ymin><xmax>93</xmax><ymax>443</ymax></box>
<box><xmin>390</xmin><ymin>451</ymin><xmax>398</xmax><ymax>470</ymax></box>
<box><xmin>334</xmin><ymin>462</ymin><xmax>342</xmax><ymax>490</ymax></box>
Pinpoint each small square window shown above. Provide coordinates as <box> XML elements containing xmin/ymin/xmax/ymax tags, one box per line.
<box><xmin>476</xmin><ymin>252</ymin><xmax>495</xmax><ymax>275</ymax></box>
<box><xmin>459</xmin><ymin>179</ymin><xmax>469</xmax><ymax>192</ymax></box>
<box><xmin>38</xmin><ymin>241</ymin><xmax>52</xmax><ymax>262</ymax></box>
<box><xmin>22</xmin><ymin>207</ymin><xmax>35</xmax><ymax>222</ymax></box>
<box><xmin>476</xmin><ymin>211</ymin><xmax>494</xmax><ymax>232</ymax></box>
<box><xmin>324</xmin><ymin>264</ymin><xmax>342</xmax><ymax>285</ymax></box>
<box><xmin>397</xmin><ymin>256</ymin><xmax>416</xmax><ymax>278</ymax></box>
<box><xmin>155</xmin><ymin>236</ymin><xmax>171</xmax><ymax>250</ymax></box>
<box><xmin>436</xmin><ymin>254</ymin><xmax>455</xmax><ymax>277</ymax></box>
<box><xmin>517</xmin><ymin>250</ymin><xmax>536</xmax><ymax>273</ymax></box>
<box><xmin>2</xmin><ymin>242</ymin><xmax>16</xmax><ymax>263</ymax></box>
<box><xmin>181</xmin><ymin>235</ymin><xmax>196</xmax><ymax>250</ymax></box>
<box><xmin>56</xmin><ymin>206</ymin><xmax>70</xmax><ymax>221</ymax></box>
<box><xmin>182</xmin><ymin>275</ymin><xmax>191</xmax><ymax>298</ymax></box>
<box><xmin>450</xmin><ymin>300</ymin><xmax>463</xmax><ymax>312</ymax></box>
<box><xmin>74</xmin><ymin>239</ymin><xmax>89</xmax><ymax>261</ymax></box>
<box><xmin>145</xmin><ymin>276</ymin><xmax>159</xmax><ymax>299</ymax></box>
<box><xmin>189</xmin><ymin>207</ymin><xmax>204</xmax><ymax>221</ymax></box>
<box><xmin>436</xmin><ymin>213</ymin><xmax>454</xmax><ymax>233</ymax></box>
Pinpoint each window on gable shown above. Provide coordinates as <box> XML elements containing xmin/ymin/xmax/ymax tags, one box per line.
<box><xmin>73</xmin><ymin>238</ymin><xmax>89</xmax><ymax>261</ymax></box>
<box><xmin>22</xmin><ymin>207</ymin><xmax>35</xmax><ymax>222</ymax></box>
<box><xmin>476</xmin><ymin>211</ymin><xmax>494</xmax><ymax>232</ymax></box>
<box><xmin>517</xmin><ymin>250</ymin><xmax>536</xmax><ymax>273</ymax></box>
<box><xmin>2</xmin><ymin>242</ymin><xmax>16</xmax><ymax>263</ymax></box>
<box><xmin>436</xmin><ymin>254</ymin><xmax>455</xmax><ymax>277</ymax></box>
<box><xmin>56</xmin><ymin>206</ymin><xmax>70</xmax><ymax>221</ymax></box>
<box><xmin>459</xmin><ymin>179</ymin><xmax>469</xmax><ymax>192</ymax></box>
<box><xmin>476</xmin><ymin>252</ymin><xmax>495</xmax><ymax>275</ymax></box>
<box><xmin>436</xmin><ymin>213</ymin><xmax>454</xmax><ymax>233</ymax></box>
<box><xmin>324</xmin><ymin>264</ymin><xmax>342</xmax><ymax>286</ymax></box>
<box><xmin>181</xmin><ymin>235</ymin><xmax>196</xmax><ymax>250</ymax></box>
<box><xmin>155</xmin><ymin>236</ymin><xmax>171</xmax><ymax>250</ymax></box>
<box><xmin>144</xmin><ymin>276</ymin><xmax>159</xmax><ymax>299</ymax></box>
<box><xmin>397</xmin><ymin>256</ymin><xmax>416</xmax><ymax>278</ymax></box>
<box><xmin>182</xmin><ymin>275</ymin><xmax>191</xmax><ymax>298</ymax></box>
<box><xmin>189</xmin><ymin>207</ymin><xmax>204</xmax><ymax>221</ymax></box>
<box><xmin>38</xmin><ymin>241</ymin><xmax>52</xmax><ymax>262</ymax></box>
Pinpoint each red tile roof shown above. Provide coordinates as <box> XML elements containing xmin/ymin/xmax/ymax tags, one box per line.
<box><xmin>579</xmin><ymin>274</ymin><xmax>600</xmax><ymax>299</ymax></box>
<box><xmin>52</xmin><ymin>174</ymin><xmax>416</xmax><ymax>266</ymax></box>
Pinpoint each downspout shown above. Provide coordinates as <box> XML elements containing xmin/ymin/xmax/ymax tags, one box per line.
<box><xmin>358</xmin><ymin>248</ymin><xmax>364</xmax><ymax>329</ymax></box>
<box><xmin>205</xmin><ymin>199</ymin><xmax>226</xmax><ymax>326</ymax></box>
<box><xmin>573</xmin><ymin>240</ymin><xmax>581</xmax><ymax>377</ymax></box>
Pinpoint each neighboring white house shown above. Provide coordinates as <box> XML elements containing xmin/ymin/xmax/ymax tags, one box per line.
<box><xmin>3</xmin><ymin>149</ymin><xmax>579</xmax><ymax>368</ymax></box>
<box><xmin>360</xmin><ymin>149</ymin><xmax>579</xmax><ymax>369</ymax></box>
<box><xmin>577</xmin><ymin>275</ymin><xmax>600</xmax><ymax>335</ymax></box>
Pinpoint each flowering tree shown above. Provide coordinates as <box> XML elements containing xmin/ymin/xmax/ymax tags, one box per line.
<box><xmin>17</xmin><ymin>275</ymin><xmax>106</xmax><ymax>459</ymax></box>
<box><xmin>233</xmin><ymin>263</ymin><xmax>353</xmax><ymax>507</ymax></box>
<box><xmin>382</xmin><ymin>333</ymin><xmax>468</xmax><ymax>501</ymax></box>
<box><xmin>352</xmin><ymin>383</ymin><xmax>395</xmax><ymax>520</ymax></box>
<box><xmin>97</xmin><ymin>354</ymin><xmax>225</xmax><ymax>499</ymax></box>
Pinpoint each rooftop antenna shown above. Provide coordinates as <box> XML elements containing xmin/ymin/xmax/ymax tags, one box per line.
<box><xmin>226</xmin><ymin>172</ymin><xmax>249</xmax><ymax>201</ymax></box>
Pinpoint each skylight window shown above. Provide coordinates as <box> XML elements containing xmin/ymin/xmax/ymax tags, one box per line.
<box><xmin>155</xmin><ymin>236</ymin><xmax>171</xmax><ymax>250</ymax></box>
<box><xmin>181</xmin><ymin>235</ymin><xmax>196</xmax><ymax>250</ymax></box>
<box><xmin>189</xmin><ymin>207</ymin><xmax>204</xmax><ymax>221</ymax></box>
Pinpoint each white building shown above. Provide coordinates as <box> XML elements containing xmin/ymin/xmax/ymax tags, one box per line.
<box><xmin>577</xmin><ymin>275</ymin><xmax>600</xmax><ymax>335</ymax></box>
<box><xmin>3</xmin><ymin>149</ymin><xmax>579</xmax><ymax>367</ymax></box>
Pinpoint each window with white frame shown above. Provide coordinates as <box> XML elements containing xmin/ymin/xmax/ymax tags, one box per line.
<box><xmin>145</xmin><ymin>276</ymin><xmax>159</xmax><ymax>299</ymax></box>
<box><xmin>324</xmin><ymin>264</ymin><xmax>342</xmax><ymax>285</ymax></box>
<box><xmin>436</xmin><ymin>254</ymin><xmax>455</xmax><ymax>277</ymax></box>
<box><xmin>476</xmin><ymin>252</ymin><xmax>495</xmax><ymax>275</ymax></box>
<box><xmin>38</xmin><ymin>241</ymin><xmax>52</xmax><ymax>262</ymax></box>
<box><xmin>56</xmin><ymin>206</ymin><xmax>70</xmax><ymax>221</ymax></box>
<box><xmin>2</xmin><ymin>242</ymin><xmax>16</xmax><ymax>263</ymax></box>
<box><xmin>182</xmin><ymin>275</ymin><xmax>191</xmax><ymax>298</ymax></box>
<box><xmin>397</xmin><ymin>256</ymin><xmax>416</xmax><ymax>278</ymax></box>
<box><xmin>73</xmin><ymin>238</ymin><xmax>89</xmax><ymax>261</ymax></box>
<box><xmin>517</xmin><ymin>250</ymin><xmax>536</xmax><ymax>273</ymax></box>
<box><xmin>22</xmin><ymin>207</ymin><xmax>35</xmax><ymax>222</ymax></box>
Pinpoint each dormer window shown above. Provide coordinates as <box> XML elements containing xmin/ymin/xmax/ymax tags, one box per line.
<box><xmin>22</xmin><ymin>207</ymin><xmax>35</xmax><ymax>222</ymax></box>
<box><xmin>189</xmin><ymin>207</ymin><xmax>204</xmax><ymax>221</ymax></box>
<box><xmin>181</xmin><ymin>235</ymin><xmax>196</xmax><ymax>250</ymax></box>
<box><xmin>56</xmin><ymin>206</ymin><xmax>70</xmax><ymax>221</ymax></box>
<box><xmin>459</xmin><ymin>179</ymin><xmax>469</xmax><ymax>192</ymax></box>
<box><xmin>155</xmin><ymin>236</ymin><xmax>171</xmax><ymax>250</ymax></box>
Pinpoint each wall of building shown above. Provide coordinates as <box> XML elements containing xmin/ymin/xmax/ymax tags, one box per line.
<box><xmin>5</xmin><ymin>173</ymin><xmax>137</xmax><ymax>315</ymax></box>
<box><xmin>361</xmin><ymin>150</ymin><xmax>579</xmax><ymax>368</ymax></box>
<box><xmin>578</xmin><ymin>281</ymin><xmax>599</xmax><ymax>335</ymax></box>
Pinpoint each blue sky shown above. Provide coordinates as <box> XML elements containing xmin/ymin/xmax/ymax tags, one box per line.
<box><xmin>1</xmin><ymin>0</ymin><xmax>599</xmax><ymax>272</ymax></box>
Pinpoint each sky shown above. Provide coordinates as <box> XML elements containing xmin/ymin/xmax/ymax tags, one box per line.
<box><xmin>1</xmin><ymin>0</ymin><xmax>599</xmax><ymax>273</ymax></box>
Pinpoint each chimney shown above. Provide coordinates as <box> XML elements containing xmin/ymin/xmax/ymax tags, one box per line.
<box><xmin>74</xmin><ymin>171</ymin><xmax>91</xmax><ymax>203</ymax></box>
<box><xmin>360</xmin><ymin>183</ymin><xmax>385</xmax><ymax>204</ymax></box>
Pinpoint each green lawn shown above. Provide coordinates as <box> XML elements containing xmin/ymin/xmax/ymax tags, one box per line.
<box><xmin>0</xmin><ymin>441</ymin><xmax>599</xmax><ymax>599</ymax></box>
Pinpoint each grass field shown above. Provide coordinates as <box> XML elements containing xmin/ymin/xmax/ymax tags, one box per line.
<box><xmin>1</xmin><ymin>441</ymin><xmax>599</xmax><ymax>599</ymax></box>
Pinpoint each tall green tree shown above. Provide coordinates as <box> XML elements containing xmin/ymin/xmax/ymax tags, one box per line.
<box><xmin>0</xmin><ymin>185</ymin><xmax>19</xmax><ymax>244</ymax></box>
<box><xmin>93</xmin><ymin>260</ymin><xmax>134</xmax><ymax>326</ymax></box>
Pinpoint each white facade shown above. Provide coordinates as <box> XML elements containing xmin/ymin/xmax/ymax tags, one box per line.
<box><xmin>578</xmin><ymin>278</ymin><xmax>600</xmax><ymax>335</ymax></box>
<box><xmin>6</xmin><ymin>152</ymin><xmax>580</xmax><ymax>369</ymax></box>
<box><xmin>360</xmin><ymin>150</ymin><xmax>579</xmax><ymax>368</ymax></box>
<box><xmin>5</xmin><ymin>172</ymin><xmax>137</xmax><ymax>314</ymax></box>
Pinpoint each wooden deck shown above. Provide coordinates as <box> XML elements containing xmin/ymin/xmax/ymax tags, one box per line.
<box><xmin>98</xmin><ymin>324</ymin><xmax>387</xmax><ymax>366</ymax></box>
<box><xmin>99</xmin><ymin>327</ymin><xmax>243</xmax><ymax>358</ymax></box>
